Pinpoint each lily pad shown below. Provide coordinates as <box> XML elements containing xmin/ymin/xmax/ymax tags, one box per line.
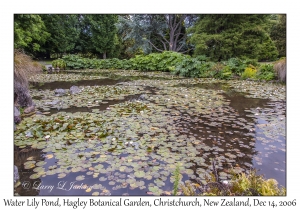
<box><xmin>76</xmin><ymin>175</ymin><xmax>85</xmax><ymax>181</ymax></box>
<box><xmin>134</xmin><ymin>171</ymin><xmax>145</xmax><ymax>178</ymax></box>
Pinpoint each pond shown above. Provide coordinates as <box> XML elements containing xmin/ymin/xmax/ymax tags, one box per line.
<box><xmin>14</xmin><ymin>69</ymin><xmax>286</xmax><ymax>196</ymax></box>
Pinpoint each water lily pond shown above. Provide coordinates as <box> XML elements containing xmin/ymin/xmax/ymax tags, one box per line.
<box><xmin>14</xmin><ymin>69</ymin><xmax>286</xmax><ymax>196</ymax></box>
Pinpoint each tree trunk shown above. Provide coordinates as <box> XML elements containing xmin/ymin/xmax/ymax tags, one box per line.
<box><xmin>103</xmin><ymin>52</ymin><xmax>107</xmax><ymax>59</ymax></box>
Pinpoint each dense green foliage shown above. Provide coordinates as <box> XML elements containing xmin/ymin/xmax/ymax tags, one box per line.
<box><xmin>54</xmin><ymin>52</ymin><xmax>280</xmax><ymax>82</ymax></box>
<box><xmin>85</xmin><ymin>15</ymin><xmax>119</xmax><ymax>59</ymax></box>
<box><xmin>270</xmin><ymin>15</ymin><xmax>286</xmax><ymax>57</ymax></box>
<box><xmin>14</xmin><ymin>14</ymin><xmax>50</xmax><ymax>53</ymax></box>
<box><xmin>190</xmin><ymin>15</ymin><xmax>279</xmax><ymax>61</ymax></box>
<box><xmin>59</xmin><ymin>51</ymin><xmax>187</xmax><ymax>71</ymax></box>
<box><xmin>15</xmin><ymin>14</ymin><xmax>285</xmax><ymax>62</ymax></box>
<box><xmin>39</xmin><ymin>14</ymin><xmax>81</xmax><ymax>58</ymax></box>
<box><xmin>241</xmin><ymin>66</ymin><xmax>257</xmax><ymax>80</ymax></box>
<box><xmin>129</xmin><ymin>51</ymin><xmax>187</xmax><ymax>71</ymax></box>
<box><xmin>52</xmin><ymin>59</ymin><xmax>66</xmax><ymax>69</ymax></box>
<box><xmin>224</xmin><ymin>58</ymin><xmax>258</xmax><ymax>76</ymax></box>
<box><xmin>256</xmin><ymin>64</ymin><xmax>276</xmax><ymax>81</ymax></box>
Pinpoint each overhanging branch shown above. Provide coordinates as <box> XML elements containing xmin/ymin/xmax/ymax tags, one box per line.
<box><xmin>146</xmin><ymin>39</ymin><xmax>164</xmax><ymax>52</ymax></box>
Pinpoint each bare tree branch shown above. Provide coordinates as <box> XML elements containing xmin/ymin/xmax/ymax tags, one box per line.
<box><xmin>180</xmin><ymin>48</ymin><xmax>192</xmax><ymax>53</ymax></box>
<box><xmin>156</xmin><ymin>32</ymin><xmax>170</xmax><ymax>45</ymax></box>
<box><xmin>146</xmin><ymin>40</ymin><xmax>164</xmax><ymax>52</ymax></box>
<box><xmin>174</xmin><ymin>32</ymin><xmax>185</xmax><ymax>37</ymax></box>
<box><xmin>173</xmin><ymin>15</ymin><xmax>186</xmax><ymax>33</ymax></box>
<box><xmin>160</xmin><ymin>40</ymin><xmax>167</xmax><ymax>51</ymax></box>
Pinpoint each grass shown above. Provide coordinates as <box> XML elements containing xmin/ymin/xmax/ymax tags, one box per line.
<box><xmin>274</xmin><ymin>58</ymin><xmax>286</xmax><ymax>82</ymax></box>
<box><xmin>14</xmin><ymin>49</ymin><xmax>42</xmax><ymax>107</ymax></box>
<box><xmin>173</xmin><ymin>160</ymin><xmax>286</xmax><ymax>196</ymax></box>
<box><xmin>14</xmin><ymin>49</ymin><xmax>43</xmax><ymax>82</ymax></box>
<box><xmin>177</xmin><ymin>171</ymin><xmax>286</xmax><ymax>196</ymax></box>
<box><xmin>173</xmin><ymin>164</ymin><xmax>181</xmax><ymax>195</ymax></box>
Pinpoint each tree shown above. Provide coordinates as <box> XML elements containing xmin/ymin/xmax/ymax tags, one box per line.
<box><xmin>85</xmin><ymin>14</ymin><xmax>119</xmax><ymax>59</ymax></box>
<box><xmin>117</xmin><ymin>14</ymin><xmax>197</xmax><ymax>54</ymax></box>
<box><xmin>14</xmin><ymin>14</ymin><xmax>50</xmax><ymax>53</ymax></box>
<box><xmin>39</xmin><ymin>14</ymin><xmax>81</xmax><ymax>58</ymax></box>
<box><xmin>190</xmin><ymin>14</ymin><xmax>278</xmax><ymax>61</ymax></box>
<box><xmin>270</xmin><ymin>14</ymin><xmax>286</xmax><ymax>57</ymax></box>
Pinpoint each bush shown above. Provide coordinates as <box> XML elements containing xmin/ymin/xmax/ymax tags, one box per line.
<box><xmin>129</xmin><ymin>51</ymin><xmax>187</xmax><ymax>72</ymax></box>
<box><xmin>256</xmin><ymin>64</ymin><xmax>275</xmax><ymax>81</ymax></box>
<box><xmin>241</xmin><ymin>65</ymin><xmax>257</xmax><ymax>79</ymax></box>
<box><xmin>52</xmin><ymin>59</ymin><xmax>66</xmax><ymax>69</ymax></box>
<box><xmin>230</xmin><ymin>171</ymin><xmax>285</xmax><ymax>196</ymax></box>
<box><xmin>177</xmin><ymin>169</ymin><xmax>286</xmax><ymax>196</ymax></box>
<box><xmin>225</xmin><ymin>58</ymin><xmax>258</xmax><ymax>76</ymax></box>
<box><xmin>274</xmin><ymin>57</ymin><xmax>286</xmax><ymax>82</ymax></box>
<box><xmin>57</xmin><ymin>53</ymin><xmax>266</xmax><ymax>81</ymax></box>
<box><xmin>209</xmin><ymin>63</ymin><xmax>232</xmax><ymax>80</ymax></box>
<box><xmin>59</xmin><ymin>52</ymin><xmax>190</xmax><ymax>72</ymax></box>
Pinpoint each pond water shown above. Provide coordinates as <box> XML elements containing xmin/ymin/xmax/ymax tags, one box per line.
<box><xmin>14</xmin><ymin>70</ymin><xmax>286</xmax><ymax>196</ymax></box>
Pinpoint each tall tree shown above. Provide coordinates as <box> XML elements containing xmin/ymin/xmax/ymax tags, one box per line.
<box><xmin>14</xmin><ymin>14</ymin><xmax>50</xmax><ymax>53</ymax></box>
<box><xmin>85</xmin><ymin>14</ymin><xmax>119</xmax><ymax>59</ymax></box>
<box><xmin>40</xmin><ymin>14</ymin><xmax>81</xmax><ymax>58</ymax></box>
<box><xmin>117</xmin><ymin>14</ymin><xmax>197</xmax><ymax>54</ymax></box>
<box><xmin>190</xmin><ymin>14</ymin><xmax>278</xmax><ymax>61</ymax></box>
<box><xmin>270</xmin><ymin>14</ymin><xmax>286</xmax><ymax>57</ymax></box>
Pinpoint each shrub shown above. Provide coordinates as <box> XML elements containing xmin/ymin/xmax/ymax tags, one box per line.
<box><xmin>230</xmin><ymin>170</ymin><xmax>285</xmax><ymax>196</ymax></box>
<box><xmin>177</xmin><ymin>170</ymin><xmax>286</xmax><ymax>196</ymax></box>
<box><xmin>256</xmin><ymin>64</ymin><xmax>275</xmax><ymax>81</ymax></box>
<box><xmin>58</xmin><ymin>53</ymin><xmax>266</xmax><ymax>81</ymax></box>
<box><xmin>52</xmin><ymin>59</ymin><xmax>66</xmax><ymax>69</ymax></box>
<box><xmin>241</xmin><ymin>65</ymin><xmax>257</xmax><ymax>80</ymax></box>
<box><xmin>225</xmin><ymin>58</ymin><xmax>244</xmax><ymax>76</ymax></box>
<box><xmin>210</xmin><ymin>63</ymin><xmax>232</xmax><ymax>80</ymax></box>
<box><xmin>128</xmin><ymin>51</ymin><xmax>187</xmax><ymax>72</ymax></box>
<box><xmin>173</xmin><ymin>57</ymin><xmax>214</xmax><ymax>78</ymax></box>
<box><xmin>274</xmin><ymin>57</ymin><xmax>286</xmax><ymax>82</ymax></box>
<box><xmin>60</xmin><ymin>54</ymin><xmax>91</xmax><ymax>69</ymax></box>
<box><xmin>225</xmin><ymin>58</ymin><xmax>258</xmax><ymax>76</ymax></box>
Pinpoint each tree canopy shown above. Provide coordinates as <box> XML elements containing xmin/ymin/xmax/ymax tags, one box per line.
<box><xmin>270</xmin><ymin>14</ymin><xmax>286</xmax><ymax>58</ymax></box>
<box><xmin>14</xmin><ymin>14</ymin><xmax>285</xmax><ymax>61</ymax></box>
<box><xmin>39</xmin><ymin>14</ymin><xmax>81</xmax><ymax>58</ymax></box>
<box><xmin>189</xmin><ymin>14</ymin><xmax>279</xmax><ymax>61</ymax></box>
<box><xmin>14</xmin><ymin>14</ymin><xmax>50</xmax><ymax>53</ymax></box>
<box><xmin>85</xmin><ymin>14</ymin><xmax>119</xmax><ymax>59</ymax></box>
<box><xmin>116</xmin><ymin>14</ymin><xmax>197</xmax><ymax>54</ymax></box>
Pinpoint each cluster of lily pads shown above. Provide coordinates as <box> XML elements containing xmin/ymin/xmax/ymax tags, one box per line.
<box><xmin>30</xmin><ymin>84</ymin><xmax>146</xmax><ymax>113</ymax></box>
<box><xmin>227</xmin><ymin>80</ymin><xmax>286</xmax><ymax>101</ymax></box>
<box><xmin>15</xmin><ymin>69</ymin><xmax>286</xmax><ymax>195</ymax></box>
<box><xmin>65</xmin><ymin>69</ymin><xmax>184</xmax><ymax>79</ymax></box>
<box><xmin>29</xmin><ymin>73</ymin><xmax>108</xmax><ymax>83</ymax></box>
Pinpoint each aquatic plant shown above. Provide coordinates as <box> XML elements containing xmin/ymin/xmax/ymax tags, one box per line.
<box><xmin>178</xmin><ymin>169</ymin><xmax>286</xmax><ymax>196</ymax></box>
<box><xmin>230</xmin><ymin>170</ymin><xmax>286</xmax><ymax>196</ymax></box>
<box><xmin>173</xmin><ymin>163</ymin><xmax>181</xmax><ymax>195</ymax></box>
<box><xmin>14</xmin><ymin>68</ymin><xmax>286</xmax><ymax>196</ymax></box>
